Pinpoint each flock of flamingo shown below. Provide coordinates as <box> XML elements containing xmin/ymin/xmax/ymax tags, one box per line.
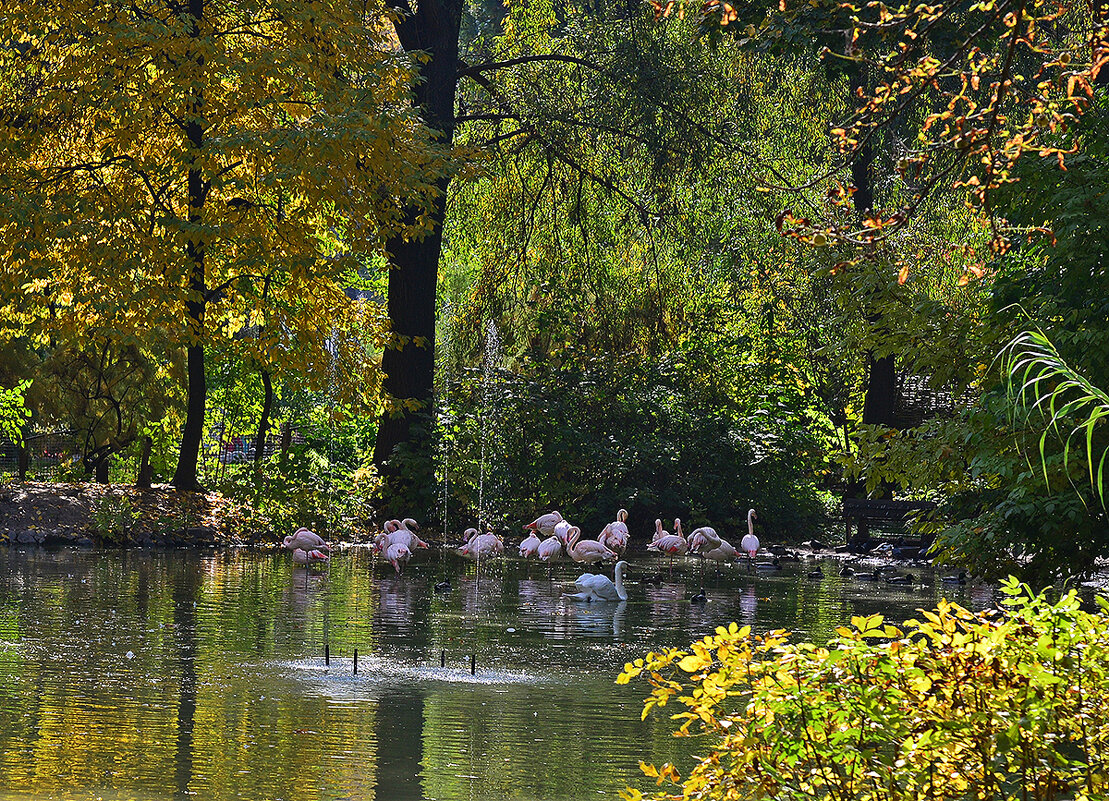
<box><xmin>281</xmin><ymin>508</ymin><xmax>765</xmax><ymax>602</ymax></box>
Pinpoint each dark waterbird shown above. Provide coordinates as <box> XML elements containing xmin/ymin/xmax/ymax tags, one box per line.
<box><xmin>434</xmin><ymin>579</ymin><xmax>452</xmax><ymax>593</ymax></box>
<box><xmin>690</xmin><ymin>587</ymin><xmax>707</xmax><ymax>604</ymax></box>
<box><xmin>941</xmin><ymin>571</ymin><xmax>968</xmax><ymax>585</ymax></box>
<box><xmin>885</xmin><ymin>573</ymin><xmax>913</xmax><ymax>585</ymax></box>
<box><xmin>807</xmin><ymin>570</ymin><xmax>823</xmax><ymax>580</ymax></box>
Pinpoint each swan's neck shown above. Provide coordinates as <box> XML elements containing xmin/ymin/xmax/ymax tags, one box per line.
<box><xmin>614</xmin><ymin>565</ymin><xmax>628</xmax><ymax>600</ymax></box>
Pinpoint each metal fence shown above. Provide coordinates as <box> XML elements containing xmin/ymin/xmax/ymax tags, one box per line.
<box><xmin>1</xmin><ymin>425</ymin><xmax>305</xmax><ymax>484</ymax></box>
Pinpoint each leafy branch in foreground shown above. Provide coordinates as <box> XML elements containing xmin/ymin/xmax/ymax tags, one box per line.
<box><xmin>620</xmin><ymin>579</ymin><xmax>1109</xmax><ymax>801</ymax></box>
<box><xmin>1001</xmin><ymin>328</ymin><xmax>1109</xmax><ymax>506</ymax></box>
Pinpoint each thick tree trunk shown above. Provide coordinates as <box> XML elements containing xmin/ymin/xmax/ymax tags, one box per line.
<box><xmin>372</xmin><ymin>0</ymin><xmax>462</xmax><ymax>502</ymax></box>
<box><xmin>172</xmin><ymin>0</ymin><xmax>208</xmax><ymax>492</ymax></box>
<box><xmin>173</xmin><ymin>343</ymin><xmax>206</xmax><ymax>489</ymax></box>
<box><xmin>254</xmin><ymin>369</ymin><xmax>273</xmax><ymax>470</ymax></box>
<box><xmin>848</xmin><ymin>66</ymin><xmax>897</xmax><ymax>432</ymax></box>
<box><xmin>95</xmin><ymin>455</ymin><xmax>110</xmax><ymax>484</ymax></box>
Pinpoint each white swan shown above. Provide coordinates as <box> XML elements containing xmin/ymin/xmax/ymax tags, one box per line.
<box><xmin>567</xmin><ymin>561</ymin><xmax>628</xmax><ymax>602</ymax></box>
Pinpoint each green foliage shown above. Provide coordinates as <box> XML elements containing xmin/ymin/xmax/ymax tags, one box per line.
<box><xmin>217</xmin><ymin>420</ymin><xmax>379</xmax><ymax>540</ymax></box>
<box><xmin>0</xmin><ymin>379</ymin><xmax>31</xmax><ymax>445</ymax></box>
<box><xmin>1001</xmin><ymin>328</ymin><xmax>1109</xmax><ymax>508</ymax></box>
<box><xmin>620</xmin><ymin>579</ymin><xmax>1109</xmax><ymax>801</ymax></box>
<box><xmin>90</xmin><ymin>492</ymin><xmax>136</xmax><ymax>543</ymax></box>
<box><xmin>440</xmin><ymin>355</ymin><xmax>825</xmax><ymax>538</ymax></box>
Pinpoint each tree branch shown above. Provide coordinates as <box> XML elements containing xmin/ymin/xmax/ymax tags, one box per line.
<box><xmin>458</xmin><ymin>54</ymin><xmax>603</xmax><ymax>79</ymax></box>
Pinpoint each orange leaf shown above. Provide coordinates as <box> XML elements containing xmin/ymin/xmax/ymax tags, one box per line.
<box><xmin>897</xmin><ymin>265</ymin><xmax>909</xmax><ymax>284</ymax></box>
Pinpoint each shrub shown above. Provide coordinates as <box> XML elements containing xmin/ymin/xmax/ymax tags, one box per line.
<box><xmin>90</xmin><ymin>491</ymin><xmax>137</xmax><ymax>543</ymax></box>
<box><xmin>619</xmin><ymin>579</ymin><xmax>1109</xmax><ymax>801</ymax></box>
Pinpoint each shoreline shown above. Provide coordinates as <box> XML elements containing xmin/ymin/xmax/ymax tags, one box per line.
<box><xmin>0</xmin><ymin>480</ymin><xmax>264</xmax><ymax>548</ymax></box>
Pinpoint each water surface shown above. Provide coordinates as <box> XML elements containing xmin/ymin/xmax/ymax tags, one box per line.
<box><xmin>0</xmin><ymin>546</ymin><xmax>991</xmax><ymax>801</ymax></box>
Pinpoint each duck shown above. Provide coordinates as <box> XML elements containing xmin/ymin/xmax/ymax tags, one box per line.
<box><xmin>807</xmin><ymin>570</ymin><xmax>823</xmax><ymax>580</ymax></box>
<box><xmin>839</xmin><ymin>564</ymin><xmax>855</xmax><ymax>577</ymax></box>
<box><xmin>690</xmin><ymin>587</ymin><xmax>707</xmax><ymax>604</ymax></box>
<box><xmin>755</xmin><ymin>558</ymin><xmax>782</xmax><ymax>571</ymax></box>
<box><xmin>854</xmin><ymin>570</ymin><xmax>882</xmax><ymax>581</ymax></box>
<box><xmin>885</xmin><ymin>573</ymin><xmax>914</xmax><ymax>585</ymax></box>
<box><xmin>434</xmin><ymin>579</ymin><xmax>452</xmax><ymax>593</ymax></box>
<box><xmin>941</xmin><ymin>571</ymin><xmax>968</xmax><ymax>584</ymax></box>
<box><xmin>566</xmin><ymin>561</ymin><xmax>629</xmax><ymax>602</ymax></box>
<box><xmin>642</xmin><ymin>572</ymin><xmax>664</xmax><ymax>587</ymax></box>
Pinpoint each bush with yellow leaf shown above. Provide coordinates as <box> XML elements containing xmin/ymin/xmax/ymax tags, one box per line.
<box><xmin>618</xmin><ymin>578</ymin><xmax>1109</xmax><ymax>801</ymax></box>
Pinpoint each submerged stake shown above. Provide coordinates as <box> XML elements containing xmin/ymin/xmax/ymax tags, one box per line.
<box><xmin>440</xmin><ymin>650</ymin><xmax>445</xmax><ymax>668</ymax></box>
<box><xmin>470</xmin><ymin>653</ymin><xmax>476</xmax><ymax>675</ymax></box>
<box><xmin>325</xmin><ymin>644</ymin><xmax>330</xmax><ymax>666</ymax></box>
<box><xmin>354</xmin><ymin>648</ymin><xmax>358</xmax><ymax>675</ymax></box>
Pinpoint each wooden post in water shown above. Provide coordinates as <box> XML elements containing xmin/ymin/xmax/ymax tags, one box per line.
<box><xmin>353</xmin><ymin>649</ymin><xmax>358</xmax><ymax>675</ymax></box>
<box><xmin>470</xmin><ymin>653</ymin><xmax>475</xmax><ymax>675</ymax></box>
<box><xmin>440</xmin><ymin>650</ymin><xmax>445</xmax><ymax>668</ymax></box>
<box><xmin>325</xmin><ymin>644</ymin><xmax>330</xmax><ymax>666</ymax></box>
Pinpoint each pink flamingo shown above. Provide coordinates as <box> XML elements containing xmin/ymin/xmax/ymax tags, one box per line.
<box><xmin>524</xmin><ymin>511</ymin><xmax>564</xmax><ymax>537</ymax></box>
<box><xmin>537</xmin><ymin>535</ymin><xmax>562</xmax><ymax>562</ymax></box>
<box><xmin>459</xmin><ymin>528</ymin><xmax>504</xmax><ymax>562</ymax></box>
<box><xmin>386</xmin><ymin>542</ymin><xmax>412</xmax><ymax>574</ymax></box>
<box><xmin>519</xmin><ymin>531</ymin><xmax>542</xmax><ymax>558</ymax></box>
<box><xmin>284</xmin><ymin>527</ymin><xmax>330</xmax><ymax>554</ymax></box>
<box><xmin>599</xmin><ymin>508</ymin><xmax>629</xmax><ymax>554</ymax></box>
<box><xmin>648</xmin><ymin>518</ymin><xmax>688</xmax><ymax>575</ymax></box>
<box><xmin>291</xmin><ymin>548</ymin><xmax>329</xmax><ymax>566</ymax></box>
<box><xmin>564</xmin><ymin>526</ymin><xmax>617</xmax><ymax>568</ymax></box>
<box><xmin>397</xmin><ymin>518</ymin><xmax>430</xmax><ymax>551</ymax></box>
<box><xmin>740</xmin><ymin>509</ymin><xmax>759</xmax><ymax>561</ymax></box>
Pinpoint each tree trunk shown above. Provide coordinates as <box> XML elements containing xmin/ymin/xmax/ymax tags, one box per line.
<box><xmin>372</xmin><ymin>0</ymin><xmax>462</xmax><ymax>503</ymax></box>
<box><xmin>254</xmin><ymin>369</ymin><xmax>273</xmax><ymax>470</ymax></box>
<box><xmin>280</xmin><ymin>420</ymin><xmax>291</xmax><ymax>458</ymax></box>
<box><xmin>95</xmin><ymin>455</ymin><xmax>110</xmax><ymax>484</ymax></box>
<box><xmin>848</xmin><ymin>65</ymin><xmax>897</xmax><ymax>432</ymax></box>
<box><xmin>172</xmin><ymin>0</ymin><xmax>208</xmax><ymax>492</ymax></box>
<box><xmin>173</xmin><ymin>342</ymin><xmax>206</xmax><ymax>490</ymax></box>
<box><xmin>136</xmin><ymin>435</ymin><xmax>153</xmax><ymax>488</ymax></box>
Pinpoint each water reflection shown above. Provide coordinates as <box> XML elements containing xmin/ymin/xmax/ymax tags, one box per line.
<box><xmin>0</xmin><ymin>546</ymin><xmax>995</xmax><ymax>801</ymax></box>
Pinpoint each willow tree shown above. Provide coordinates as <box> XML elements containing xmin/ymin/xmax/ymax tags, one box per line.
<box><xmin>0</xmin><ymin>0</ymin><xmax>442</xmax><ymax>489</ymax></box>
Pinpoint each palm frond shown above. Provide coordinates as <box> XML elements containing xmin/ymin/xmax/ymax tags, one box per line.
<box><xmin>999</xmin><ymin>329</ymin><xmax>1109</xmax><ymax>507</ymax></box>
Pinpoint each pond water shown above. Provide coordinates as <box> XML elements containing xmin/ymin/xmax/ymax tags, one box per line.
<box><xmin>0</xmin><ymin>546</ymin><xmax>995</xmax><ymax>801</ymax></box>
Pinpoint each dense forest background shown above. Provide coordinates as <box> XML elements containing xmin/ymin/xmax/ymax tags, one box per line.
<box><xmin>0</xmin><ymin>0</ymin><xmax>1105</xmax><ymax>582</ymax></box>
